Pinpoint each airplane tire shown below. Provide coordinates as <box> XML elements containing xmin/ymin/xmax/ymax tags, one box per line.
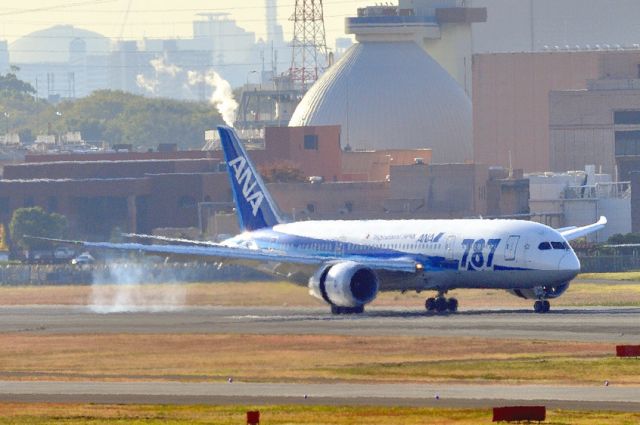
<box><xmin>425</xmin><ymin>297</ymin><xmax>436</xmax><ymax>311</ymax></box>
<box><xmin>435</xmin><ymin>297</ymin><xmax>448</xmax><ymax>313</ymax></box>
<box><xmin>534</xmin><ymin>300</ymin><xmax>544</xmax><ymax>313</ymax></box>
<box><xmin>542</xmin><ymin>300</ymin><xmax>550</xmax><ymax>313</ymax></box>
<box><xmin>447</xmin><ymin>298</ymin><xmax>458</xmax><ymax>312</ymax></box>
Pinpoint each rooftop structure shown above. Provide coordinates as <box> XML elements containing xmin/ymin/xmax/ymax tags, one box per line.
<box><xmin>346</xmin><ymin>0</ymin><xmax>486</xmax><ymax>93</ymax></box>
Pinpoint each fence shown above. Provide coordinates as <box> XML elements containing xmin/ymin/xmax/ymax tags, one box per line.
<box><xmin>578</xmin><ymin>255</ymin><xmax>640</xmax><ymax>273</ymax></box>
<box><xmin>0</xmin><ymin>263</ymin><xmax>271</xmax><ymax>286</ymax></box>
<box><xmin>0</xmin><ymin>255</ymin><xmax>638</xmax><ymax>286</ymax></box>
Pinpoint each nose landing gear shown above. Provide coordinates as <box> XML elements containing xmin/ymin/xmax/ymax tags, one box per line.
<box><xmin>425</xmin><ymin>295</ymin><xmax>458</xmax><ymax>313</ymax></box>
<box><xmin>533</xmin><ymin>300</ymin><xmax>550</xmax><ymax>313</ymax></box>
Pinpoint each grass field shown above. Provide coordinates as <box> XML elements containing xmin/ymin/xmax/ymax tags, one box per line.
<box><xmin>0</xmin><ymin>403</ymin><xmax>639</xmax><ymax>424</ymax></box>
<box><xmin>0</xmin><ymin>333</ymin><xmax>635</xmax><ymax>385</ymax></box>
<box><xmin>1</xmin><ymin>276</ymin><xmax>640</xmax><ymax>308</ymax></box>
<box><xmin>1</xmin><ymin>275</ymin><xmax>639</xmax><ymax>422</ymax></box>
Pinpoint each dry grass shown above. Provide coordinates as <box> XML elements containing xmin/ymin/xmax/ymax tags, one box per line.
<box><xmin>0</xmin><ymin>333</ymin><xmax>632</xmax><ymax>385</ymax></box>
<box><xmin>579</xmin><ymin>271</ymin><xmax>640</xmax><ymax>281</ymax></box>
<box><xmin>0</xmin><ymin>403</ymin><xmax>638</xmax><ymax>424</ymax></box>
<box><xmin>1</xmin><ymin>278</ymin><xmax>640</xmax><ymax>308</ymax></box>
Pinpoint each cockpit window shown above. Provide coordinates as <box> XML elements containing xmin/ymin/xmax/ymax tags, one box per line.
<box><xmin>538</xmin><ymin>242</ymin><xmax>552</xmax><ymax>250</ymax></box>
<box><xmin>551</xmin><ymin>242</ymin><xmax>568</xmax><ymax>250</ymax></box>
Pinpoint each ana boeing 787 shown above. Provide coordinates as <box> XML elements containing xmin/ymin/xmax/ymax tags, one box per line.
<box><xmin>41</xmin><ymin>126</ymin><xmax>607</xmax><ymax>314</ymax></box>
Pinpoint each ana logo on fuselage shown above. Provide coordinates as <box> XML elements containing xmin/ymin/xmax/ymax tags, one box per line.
<box><xmin>228</xmin><ymin>156</ymin><xmax>264</xmax><ymax>216</ymax></box>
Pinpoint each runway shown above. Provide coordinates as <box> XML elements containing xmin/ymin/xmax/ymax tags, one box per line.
<box><xmin>1</xmin><ymin>305</ymin><xmax>639</xmax><ymax>343</ymax></box>
<box><xmin>0</xmin><ymin>380</ymin><xmax>638</xmax><ymax>411</ymax></box>
<box><xmin>2</xmin><ymin>305</ymin><xmax>639</xmax><ymax>411</ymax></box>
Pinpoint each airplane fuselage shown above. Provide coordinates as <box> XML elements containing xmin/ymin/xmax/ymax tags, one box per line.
<box><xmin>224</xmin><ymin>218</ymin><xmax>580</xmax><ymax>292</ymax></box>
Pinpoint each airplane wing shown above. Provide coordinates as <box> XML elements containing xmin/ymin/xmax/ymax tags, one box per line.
<box><xmin>560</xmin><ymin>216</ymin><xmax>607</xmax><ymax>241</ymax></box>
<box><xmin>27</xmin><ymin>236</ymin><xmax>421</xmax><ymax>274</ymax></box>
<box><xmin>121</xmin><ymin>233</ymin><xmax>220</xmax><ymax>246</ymax></box>
<box><xmin>555</xmin><ymin>225</ymin><xmax>577</xmax><ymax>233</ymax></box>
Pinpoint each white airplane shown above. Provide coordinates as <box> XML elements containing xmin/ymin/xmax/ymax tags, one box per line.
<box><xmin>42</xmin><ymin>126</ymin><xmax>607</xmax><ymax>314</ymax></box>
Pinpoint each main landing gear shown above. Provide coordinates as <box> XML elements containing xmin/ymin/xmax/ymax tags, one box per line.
<box><xmin>425</xmin><ymin>296</ymin><xmax>458</xmax><ymax>313</ymax></box>
<box><xmin>533</xmin><ymin>300</ymin><xmax>550</xmax><ymax>313</ymax></box>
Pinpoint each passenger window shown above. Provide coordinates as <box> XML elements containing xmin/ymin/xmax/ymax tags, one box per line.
<box><xmin>538</xmin><ymin>242</ymin><xmax>552</xmax><ymax>250</ymax></box>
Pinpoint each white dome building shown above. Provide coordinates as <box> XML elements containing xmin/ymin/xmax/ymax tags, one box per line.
<box><xmin>10</xmin><ymin>25</ymin><xmax>109</xmax><ymax>64</ymax></box>
<box><xmin>289</xmin><ymin>41</ymin><xmax>473</xmax><ymax>163</ymax></box>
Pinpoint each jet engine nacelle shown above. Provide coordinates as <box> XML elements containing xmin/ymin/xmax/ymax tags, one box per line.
<box><xmin>508</xmin><ymin>282</ymin><xmax>571</xmax><ymax>300</ymax></box>
<box><xmin>308</xmin><ymin>261</ymin><xmax>379</xmax><ymax>307</ymax></box>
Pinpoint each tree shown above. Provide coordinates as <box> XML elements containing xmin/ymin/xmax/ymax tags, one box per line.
<box><xmin>259</xmin><ymin>161</ymin><xmax>306</xmax><ymax>183</ymax></box>
<box><xmin>0</xmin><ymin>68</ymin><xmax>36</xmax><ymax>96</ymax></box>
<box><xmin>9</xmin><ymin>207</ymin><xmax>67</xmax><ymax>251</ymax></box>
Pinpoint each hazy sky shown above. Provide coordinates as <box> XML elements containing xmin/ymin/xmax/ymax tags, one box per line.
<box><xmin>0</xmin><ymin>0</ymin><xmax>371</xmax><ymax>47</ymax></box>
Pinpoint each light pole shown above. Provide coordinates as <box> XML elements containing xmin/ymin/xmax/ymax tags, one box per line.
<box><xmin>55</xmin><ymin>111</ymin><xmax>62</xmax><ymax>145</ymax></box>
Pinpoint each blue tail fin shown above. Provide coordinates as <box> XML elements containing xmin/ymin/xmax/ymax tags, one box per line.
<box><xmin>218</xmin><ymin>126</ymin><xmax>283</xmax><ymax>231</ymax></box>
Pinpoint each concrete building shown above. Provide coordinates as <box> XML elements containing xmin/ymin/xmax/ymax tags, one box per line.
<box><xmin>473</xmin><ymin>50</ymin><xmax>640</xmax><ymax>173</ymax></box>
<box><xmin>472</xmin><ymin>0</ymin><xmax>640</xmax><ymax>54</ymax></box>
<box><xmin>485</xmin><ymin>167</ymin><xmax>530</xmax><ymax>218</ymax></box>
<box><xmin>528</xmin><ymin>167</ymin><xmax>629</xmax><ymax>241</ymax></box>
<box><xmin>0</xmin><ymin>157</ymin><xmax>227</xmax><ymax>239</ymax></box>
<box><xmin>550</xmin><ymin>78</ymin><xmax>640</xmax><ymax>180</ymax></box>
<box><xmin>346</xmin><ymin>1</ymin><xmax>486</xmax><ymax>94</ymax></box>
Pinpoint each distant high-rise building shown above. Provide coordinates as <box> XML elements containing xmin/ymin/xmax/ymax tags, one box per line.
<box><xmin>109</xmin><ymin>41</ymin><xmax>150</xmax><ymax>95</ymax></box>
<box><xmin>335</xmin><ymin>38</ymin><xmax>353</xmax><ymax>60</ymax></box>
<box><xmin>0</xmin><ymin>41</ymin><xmax>9</xmax><ymax>74</ymax></box>
<box><xmin>192</xmin><ymin>13</ymin><xmax>257</xmax><ymax>87</ymax></box>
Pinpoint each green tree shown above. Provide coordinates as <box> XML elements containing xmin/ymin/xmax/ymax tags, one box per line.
<box><xmin>607</xmin><ymin>233</ymin><xmax>640</xmax><ymax>244</ymax></box>
<box><xmin>0</xmin><ymin>67</ymin><xmax>36</xmax><ymax>95</ymax></box>
<box><xmin>9</xmin><ymin>207</ymin><xmax>67</xmax><ymax>251</ymax></box>
<box><xmin>57</xmin><ymin>90</ymin><xmax>222</xmax><ymax>149</ymax></box>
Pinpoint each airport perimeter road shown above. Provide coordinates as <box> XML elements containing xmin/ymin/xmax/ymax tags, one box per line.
<box><xmin>0</xmin><ymin>380</ymin><xmax>638</xmax><ymax>411</ymax></box>
<box><xmin>1</xmin><ymin>305</ymin><xmax>639</xmax><ymax>343</ymax></box>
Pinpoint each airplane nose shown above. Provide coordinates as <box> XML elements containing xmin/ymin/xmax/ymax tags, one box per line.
<box><xmin>559</xmin><ymin>252</ymin><xmax>580</xmax><ymax>273</ymax></box>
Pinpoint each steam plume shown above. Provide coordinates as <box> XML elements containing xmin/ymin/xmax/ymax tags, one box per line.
<box><xmin>90</xmin><ymin>263</ymin><xmax>186</xmax><ymax>313</ymax></box>
<box><xmin>136</xmin><ymin>56</ymin><xmax>238</xmax><ymax>126</ymax></box>
<box><xmin>187</xmin><ymin>70</ymin><xmax>238</xmax><ymax>127</ymax></box>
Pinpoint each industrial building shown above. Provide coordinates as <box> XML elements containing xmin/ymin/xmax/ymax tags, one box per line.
<box><xmin>288</xmin><ymin>0</ymin><xmax>485</xmax><ymax>162</ymax></box>
<box><xmin>528</xmin><ymin>167</ymin><xmax>630</xmax><ymax>242</ymax></box>
<box><xmin>473</xmin><ymin>50</ymin><xmax>640</xmax><ymax>173</ymax></box>
<box><xmin>550</xmin><ymin>77</ymin><xmax>640</xmax><ymax>180</ymax></box>
<box><xmin>0</xmin><ymin>124</ymin><xmax>527</xmax><ymax>243</ymax></box>
<box><xmin>289</xmin><ymin>41</ymin><xmax>473</xmax><ymax>162</ymax></box>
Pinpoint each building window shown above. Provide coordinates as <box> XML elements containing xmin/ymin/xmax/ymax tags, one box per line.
<box><xmin>614</xmin><ymin>111</ymin><xmax>640</xmax><ymax>125</ymax></box>
<box><xmin>615</xmin><ymin>130</ymin><xmax>640</xmax><ymax>156</ymax></box>
<box><xmin>306</xmin><ymin>203</ymin><xmax>316</xmax><ymax>213</ymax></box>
<box><xmin>304</xmin><ymin>134</ymin><xmax>318</xmax><ymax>150</ymax></box>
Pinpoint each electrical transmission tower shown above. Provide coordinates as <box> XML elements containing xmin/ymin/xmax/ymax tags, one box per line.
<box><xmin>289</xmin><ymin>0</ymin><xmax>329</xmax><ymax>91</ymax></box>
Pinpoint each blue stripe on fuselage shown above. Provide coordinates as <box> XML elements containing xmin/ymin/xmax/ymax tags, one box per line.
<box><xmin>228</xmin><ymin>229</ymin><xmax>459</xmax><ymax>272</ymax></box>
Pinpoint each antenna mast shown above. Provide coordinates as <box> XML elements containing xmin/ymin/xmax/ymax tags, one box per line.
<box><xmin>289</xmin><ymin>0</ymin><xmax>329</xmax><ymax>91</ymax></box>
